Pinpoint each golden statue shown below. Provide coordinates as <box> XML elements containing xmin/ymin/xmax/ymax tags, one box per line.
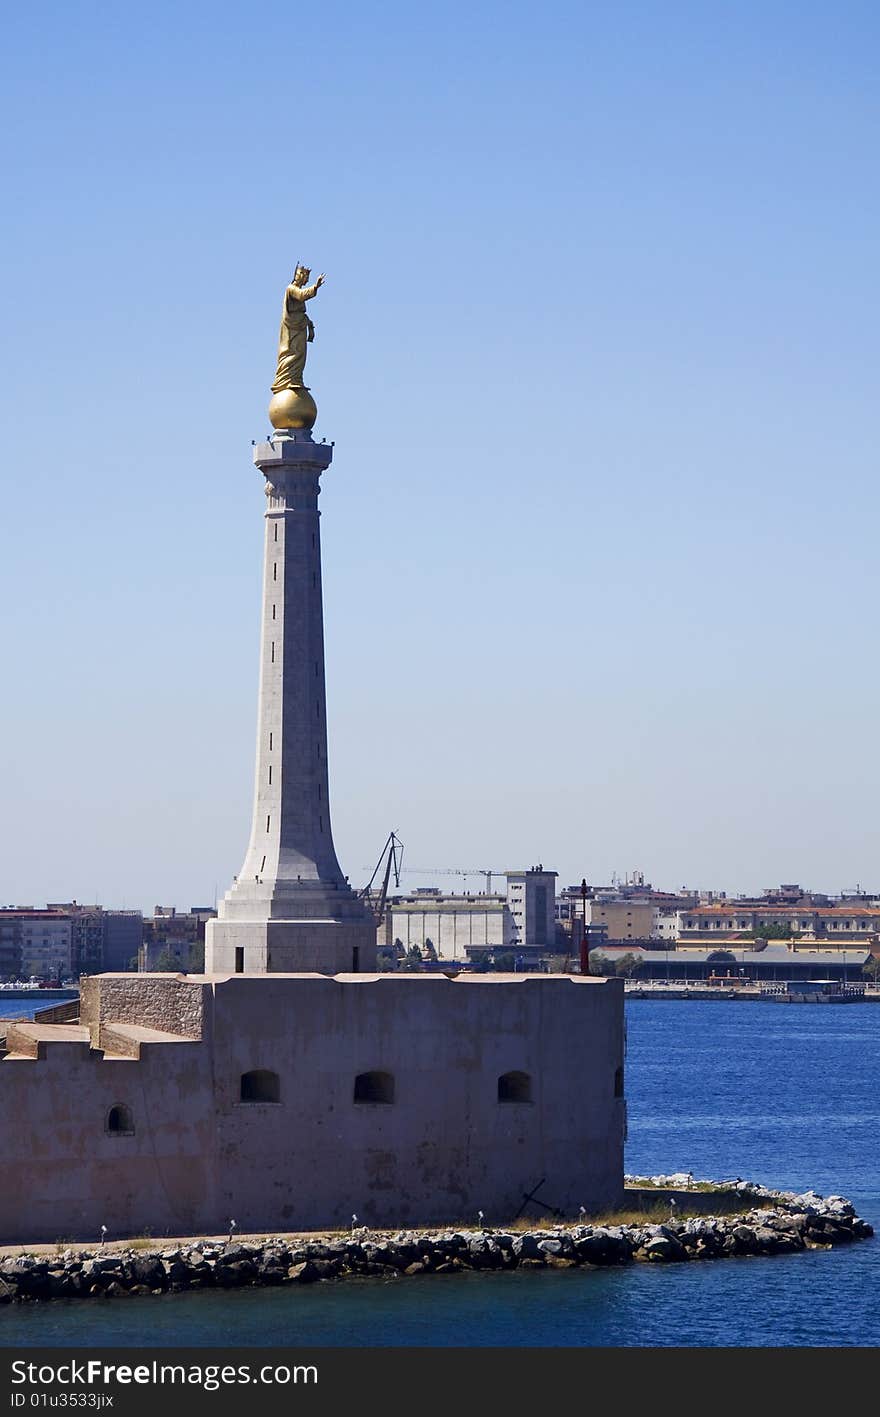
<box><xmin>268</xmin><ymin>265</ymin><xmax>325</xmax><ymax>432</ymax></box>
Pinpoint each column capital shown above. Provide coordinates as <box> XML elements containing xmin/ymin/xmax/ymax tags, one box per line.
<box><xmin>254</xmin><ymin>429</ymin><xmax>334</xmax><ymax>476</ymax></box>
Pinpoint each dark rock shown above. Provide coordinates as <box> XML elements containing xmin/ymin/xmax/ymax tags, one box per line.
<box><xmin>765</xmin><ymin>1215</ymin><xmax>806</xmax><ymax>1235</ymax></box>
<box><xmin>287</xmin><ymin>1262</ymin><xmax>319</xmax><ymax>1283</ymax></box>
<box><xmin>384</xmin><ymin>1245</ymin><xmax>418</xmax><ymax>1269</ymax></box>
<box><xmin>214</xmin><ymin>1260</ymin><xmax>256</xmax><ymax>1287</ymax></box>
<box><xmin>164</xmin><ymin>1259</ymin><xmax>193</xmax><ymax>1287</ymax></box>
<box><xmin>642</xmin><ymin>1235</ymin><xmax>687</xmax><ymax>1262</ymax></box>
<box><xmin>310</xmin><ymin>1260</ymin><xmax>341</xmax><ymax>1280</ymax></box>
<box><xmin>220</xmin><ymin>1245</ymin><xmax>258</xmax><ymax>1266</ymax></box>
<box><xmin>468</xmin><ymin>1240</ymin><xmax>503</xmax><ymax>1269</ymax></box>
<box><xmin>731</xmin><ymin>1225</ymin><xmax>760</xmax><ymax>1255</ymax></box>
<box><xmin>258</xmin><ymin>1264</ymin><xmax>288</xmax><ymax>1285</ymax></box>
<box><xmin>261</xmin><ymin>1248</ymin><xmax>290</xmax><ymax>1270</ymax></box>
<box><xmin>818</xmin><ymin>1222</ymin><xmax>856</xmax><ymax>1246</ymax></box>
<box><xmin>303</xmin><ymin>1243</ymin><xmax>335</xmax><ymax>1260</ymax></box>
<box><xmin>82</xmin><ymin>1257</ymin><xmax>123</xmax><ymax>1282</ymax></box>
<box><xmin>537</xmin><ymin>1239</ymin><xmax>563</xmax><ymax>1256</ymax></box>
<box><xmin>14</xmin><ymin>1270</ymin><xmax>52</xmax><ymax>1299</ymax></box>
<box><xmin>444</xmin><ymin>1234</ymin><xmax>470</xmax><ymax>1254</ymax></box>
<box><xmin>752</xmin><ymin>1226</ymin><xmax>791</xmax><ymax>1252</ymax></box>
<box><xmin>130</xmin><ymin>1256</ymin><xmax>166</xmax><ymax>1288</ymax></box>
<box><xmin>361</xmin><ymin>1243</ymin><xmax>394</xmax><ymax>1266</ymax></box>
<box><xmin>47</xmin><ymin>1270</ymin><xmax>75</xmax><ymax>1298</ymax></box>
<box><xmin>513</xmin><ymin>1233</ymin><xmax>543</xmax><ymax>1260</ymax></box>
<box><xmin>573</xmin><ymin>1232</ymin><xmax>631</xmax><ymax>1265</ymax></box>
<box><xmin>0</xmin><ymin>1259</ymin><xmax>34</xmax><ymax>1279</ymax></box>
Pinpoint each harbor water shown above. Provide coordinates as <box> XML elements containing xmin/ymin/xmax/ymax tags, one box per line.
<box><xmin>3</xmin><ymin>998</ymin><xmax>878</xmax><ymax>1347</ymax></box>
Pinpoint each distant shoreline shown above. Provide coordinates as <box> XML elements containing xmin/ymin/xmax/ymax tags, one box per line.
<box><xmin>624</xmin><ymin>983</ymin><xmax>879</xmax><ymax>1002</ymax></box>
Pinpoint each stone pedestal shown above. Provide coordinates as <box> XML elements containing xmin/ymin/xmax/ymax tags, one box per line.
<box><xmin>205</xmin><ymin>429</ymin><xmax>376</xmax><ymax>974</ymax></box>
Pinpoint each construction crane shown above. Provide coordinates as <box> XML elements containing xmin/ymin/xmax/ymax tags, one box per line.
<box><xmin>399</xmin><ymin>866</ymin><xmax>507</xmax><ymax>894</ymax></box>
<box><xmin>358</xmin><ymin>831</ymin><xmax>404</xmax><ymax>924</ymax></box>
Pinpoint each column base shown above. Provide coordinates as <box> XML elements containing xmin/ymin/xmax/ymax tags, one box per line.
<box><xmin>205</xmin><ymin>917</ymin><xmax>377</xmax><ymax>975</ymax></box>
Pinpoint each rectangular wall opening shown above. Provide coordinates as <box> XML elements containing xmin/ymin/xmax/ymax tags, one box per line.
<box><xmin>235</xmin><ymin>947</ymin><xmax>244</xmax><ymax>974</ymax></box>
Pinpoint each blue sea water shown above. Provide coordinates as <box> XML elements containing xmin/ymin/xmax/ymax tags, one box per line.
<box><xmin>0</xmin><ymin>998</ymin><xmax>76</xmax><ymax>1022</ymax></box>
<box><xmin>2</xmin><ymin>999</ymin><xmax>878</xmax><ymax>1347</ymax></box>
<box><xmin>0</xmin><ymin>1001</ymin><xmax>54</xmax><ymax>1021</ymax></box>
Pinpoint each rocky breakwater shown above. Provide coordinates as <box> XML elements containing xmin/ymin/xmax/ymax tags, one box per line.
<box><xmin>0</xmin><ymin>1186</ymin><xmax>872</xmax><ymax>1305</ymax></box>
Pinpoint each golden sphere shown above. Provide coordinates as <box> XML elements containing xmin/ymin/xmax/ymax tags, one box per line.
<box><xmin>269</xmin><ymin>387</ymin><xmax>318</xmax><ymax>431</ymax></box>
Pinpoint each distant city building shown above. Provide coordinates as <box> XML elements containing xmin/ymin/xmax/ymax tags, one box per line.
<box><xmin>0</xmin><ymin>916</ymin><xmax>20</xmax><ymax>980</ymax></box>
<box><xmin>590</xmin><ymin>942</ymin><xmax>870</xmax><ymax>984</ymax></box>
<box><xmin>679</xmin><ymin>903</ymin><xmax>880</xmax><ymax>942</ymax></box>
<box><xmin>0</xmin><ymin>911</ymin><xmax>72</xmax><ymax>981</ymax></box>
<box><xmin>0</xmin><ymin>905</ymin><xmax>143</xmax><ymax>981</ymax></box>
<box><xmin>140</xmin><ymin>907</ymin><xmax>217</xmax><ymax>972</ymax></box>
<box><xmin>555</xmin><ymin>886</ymin><xmax>607</xmax><ymax>957</ymax></box>
<box><xmin>379</xmin><ymin>888</ymin><xmax>513</xmax><ymax>963</ymax></box>
<box><xmin>46</xmin><ymin>903</ymin><xmax>143</xmax><ymax>974</ymax></box>
<box><xmin>589</xmin><ymin>899</ymin><xmax>683</xmax><ymax>943</ymax></box>
<box><xmin>557</xmin><ymin>878</ymin><xmax>694</xmax><ymax>945</ymax></box>
<box><xmin>46</xmin><ymin>905</ymin><xmax>104</xmax><ymax>974</ymax></box>
<box><xmin>562</xmin><ymin>879</ymin><xmax>880</xmax><ymax>949</ymax></box>
<box><xmin>505</xmin><ymin>867</ymin><xmax>557</xmax><ymax>951</ymax></box>
<box><xmin>379</xmin><ymin>867</ymin><xmax>559</xmax><ymax>964</ymax></box>
<box><xmin>100</xmin><ymin>911</ymin><xmax>144</xmax><ymax>972</ymax></box>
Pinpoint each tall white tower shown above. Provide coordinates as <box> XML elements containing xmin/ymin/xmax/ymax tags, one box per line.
<box><xmin>205</xmin><ymin>425</ymin><xmax>376</xmax><ymax>974</ymax></box>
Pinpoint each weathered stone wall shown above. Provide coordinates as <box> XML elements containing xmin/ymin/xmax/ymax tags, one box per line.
<box><xmin>0</xmin><ymin>1037</ymin><xmax>214</xmax><ymax>1242</ymax></box>
<box><xmin>80</xmin><ymin>974</ymin><xmax>204</xmax><ymax>1045</ymax></box>
<box><xmin>204</xmin><ymin>973</ymin><xmax>625</xmax><ymax>1232</ymax></box>
<box><xmin>0</xmin><ymin>973</ymin><xmax>624</xmax><ymax>1243</ymax></box>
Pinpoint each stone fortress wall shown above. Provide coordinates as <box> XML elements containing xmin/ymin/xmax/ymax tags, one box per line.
<box><xmin>0</xmin><ymin>972</ymin><xmax>625</xmax><ymax>1244</ymax></box>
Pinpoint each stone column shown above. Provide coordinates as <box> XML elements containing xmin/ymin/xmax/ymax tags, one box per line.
<box><xmin>205</xmin><ymin>430</ymin><xmax>376</xmax><ymax>974</ymax></box>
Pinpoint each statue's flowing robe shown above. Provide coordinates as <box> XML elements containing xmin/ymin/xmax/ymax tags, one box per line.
<box><xmin>271</xmin><ymin>281</ymin><xmax>320</xmax><ymax>392</ymax></box>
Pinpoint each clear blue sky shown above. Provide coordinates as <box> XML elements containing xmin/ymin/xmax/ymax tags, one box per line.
<box><xmin>1</xmin><ymin>2</ymin><xmax>878</xmax><ymax>911</ymax></box>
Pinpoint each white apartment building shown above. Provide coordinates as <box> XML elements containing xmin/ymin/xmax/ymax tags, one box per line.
<box><xmin>505</xmin><ymin>867</ymin><xmax>557</xmax><ymax>950</ymax></box>
<box><xmin>380</xmin><ymin>866</ymin><xmax>559</xmax><ymax>962</ymax></box>
<box><xmin>16</xmin><ymin>913</ymin><xmax>73</xmax><ymax>980</ymax></box>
